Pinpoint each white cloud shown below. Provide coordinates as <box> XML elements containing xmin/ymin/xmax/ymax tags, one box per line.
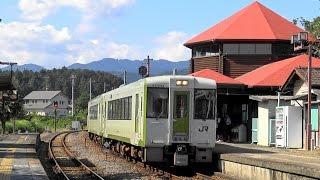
<box><xmin>153</xmin><ymin>31</ymin><xmax>189</xmax><ymax>61</ymax></box>
<box><xmin>66</xmin><ymin>40</ymin><xmax>137</xmax><ymax>64</ymax></box>
<box><xmin>0</xmin><ymin>22</ymin><xmax>71</xmax><ymax>66</ymax></box>
<box><xmin>19</xmin><ymin>0</ymin><xmax>135</xmax><ymax>21</ymax></box>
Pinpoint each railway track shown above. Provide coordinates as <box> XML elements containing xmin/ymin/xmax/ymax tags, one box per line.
<box><xmin>48</xmin><ymin>131</ymin><xmax>104</xmax><ymax>180</ymax></box>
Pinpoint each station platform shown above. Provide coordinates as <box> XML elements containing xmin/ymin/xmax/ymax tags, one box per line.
<box><xmin>0</xmin><ymin>134</ymin><xmax>48</xmax><ymax>180</ymax></box>
<box><xmin>214</xmin><ymin>142</ymin><xmax>320</xmax><ymax>179</ymax></box>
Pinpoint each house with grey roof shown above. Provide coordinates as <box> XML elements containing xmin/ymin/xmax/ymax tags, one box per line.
<box><xmin>23</xmin><ymin>91</ymin><xmax>70</xmax><ymax>117</ymax></box>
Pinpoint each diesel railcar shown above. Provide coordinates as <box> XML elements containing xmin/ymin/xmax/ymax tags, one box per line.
<box><xmin>87</xmin><ymin>75</ymin><xmax>217</xmax><ymax>166</ymax></box>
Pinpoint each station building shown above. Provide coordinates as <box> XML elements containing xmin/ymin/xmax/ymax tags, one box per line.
<box><xmin>187</xmin><ymin>1</ymin><xmax>319</xmax><ymax>148</ymax></box>
<box><xmin>237</xmin><ymin>55</ymin><xmax>320</xmax><ymax>148</ymax></box>
<box><xmin>184</xmin><ymin>1</ymin><xmax>309</xmax><ymax>78</ymax></box>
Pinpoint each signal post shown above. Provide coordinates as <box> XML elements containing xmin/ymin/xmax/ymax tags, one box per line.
<box><xmin>53</xmin><ymin>101</ymin><xmax>58</xmax><ymax>132</ymax></box>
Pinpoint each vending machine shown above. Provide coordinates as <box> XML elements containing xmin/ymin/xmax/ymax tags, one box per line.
<box><xmin>275</xmin><ymin>106</ymin><xmax>302</xmax><ymax>148</ymax></box>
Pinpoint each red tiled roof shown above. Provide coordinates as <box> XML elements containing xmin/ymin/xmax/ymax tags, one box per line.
<box><xmin>236</xmin><ymin>55</ymin><xmax>320</xmax><ymax>88</ymax></box>
<box><xmin>185</xmin><ymin>1</ymin><xmax>308</xmax><ymax>46</ymax></box>
<box><xmin>191</xmin><ymin>69</ymin><xmax>244</xmax><ymax>86</ymax></box>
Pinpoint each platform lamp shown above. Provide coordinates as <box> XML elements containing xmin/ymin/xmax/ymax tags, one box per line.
<box><xmin>291</xmin><ymin>31</ymin><xmax>312</xmax><ymax>150</ymax></box>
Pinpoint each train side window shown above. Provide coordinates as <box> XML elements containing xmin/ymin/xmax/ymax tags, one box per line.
<box><xmin>107</xmin><ymin>96</ymin><xmax>132</xmax><ymax>120</ymax></box>
<box><xmin>89</xmin><ymin>105</ymin><xmax>98</xmax><ymax>120</ymax></box>
<box><xmin>147</xmin><ymin>88</ymin><xmax>168</xmax><ymax>118</ymax></box>
<box><xmin>124</xmin><ymin>98</ymin><xmax>128</xmax><ymax>119</ymax></box>
<box><xmin>128</xmin><ymin>96</ymin><xmax>132</xmax><ymax>119</ymax></box>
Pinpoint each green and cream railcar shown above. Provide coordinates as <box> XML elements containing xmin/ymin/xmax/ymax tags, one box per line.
<box><xmin>87</xmin><ymin>75</ymin><xmax>217</xmax><ymax>166</ymax></box>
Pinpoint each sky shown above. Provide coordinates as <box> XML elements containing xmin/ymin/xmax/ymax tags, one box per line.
<box><xmin>0</xmin><ymin>0</ymin><xmax>319</xmax><ymax>68</ymax></box>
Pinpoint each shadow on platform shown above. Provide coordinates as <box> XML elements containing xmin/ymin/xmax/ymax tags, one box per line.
<box><xmin>213</xmin><ymin>143</ymin><xmax>275</xmax><ymax>154</ymax></box>
<box><xmin>0</xmin><ymin>151</ymin><xmax>37</xmax><ymax>158</ymax></box>
<box><xmin>0</xmin><ymin>143</ymin><xmax>35</xmax><ymax>149</ymax></box>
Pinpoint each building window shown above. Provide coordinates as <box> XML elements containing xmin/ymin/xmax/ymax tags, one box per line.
<box><xmin>223</xmin><ymin>44</ymin><xmax>239</xmax><ymax>54</ymax></box>
<box><xmin>256</xmin><ymin>44</ymin><xmax>272</xmax><ymax>54</ymax></box>
<box><xmin>239</xmin><ymin>44</ymin><xmax>255</xmax><ymax>54</ymax></box>
<box><xmin>192</xmin><ymin>44</ymin><xmax>220</xmax><ymax>58</ymax></box>
<box><xmin>223</xmin><ymin>43</ymin><xmax>271</xmax><ymax>55</ymax></box>
<box><xmin>43</xmin><ymin>100</ymin><xmax>45</xmax><ymax>103</ymax></box>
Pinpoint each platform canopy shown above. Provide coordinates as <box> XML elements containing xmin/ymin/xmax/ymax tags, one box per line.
<box><xmin>185</xmin><ymin>1</ymin><xmax>310</xmax><ymax>46</ymax></box>
<box><xmin>0</xmin><ymin>74</ymin><xmax>14</xmax><ymax>91</ymax></box>
<box><xmin>236</xmin><ymin>55</ymin><xmax>320</xmax><ymax>88</ymax></box>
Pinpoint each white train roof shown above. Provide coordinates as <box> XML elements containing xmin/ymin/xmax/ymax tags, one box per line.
<box><xmin>144</xmin><ymin>75</ymin><xmax>216</xmax><ymax>88</ymax></box>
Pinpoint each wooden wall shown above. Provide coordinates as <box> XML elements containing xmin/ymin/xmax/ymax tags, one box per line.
<box><xmin>189</xmin><ymin>41</ymin><xmax>294</xmax><ymax>78</ymax></box>
<box><xmin>192</xmin><ymin>56</ymin><xmax>220</xmax><ymax>73</ymax></box>
<box><xmin>191</xmin><ymin>54</ymin><xmax>291</xmax><ymax>78</ymax></box>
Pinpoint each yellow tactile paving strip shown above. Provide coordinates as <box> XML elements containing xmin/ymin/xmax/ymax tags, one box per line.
<box><xmin>0</xmin><ymin>136</ymin><xmax>24</xmax><ymax>176</ymax></box>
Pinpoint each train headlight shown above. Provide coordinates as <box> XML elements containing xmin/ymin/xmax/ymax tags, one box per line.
<box><xmin>182</xmin><ymin>80</ymin><xmax>188</xmax><ymax>86</ymax></box>
<box><xmin>176</xmin><ymin>80</ymin><xmax>182</xmax><ymax>86</ymax></box>
<box><xmin>176</xmin><ymin>80</ymin><xmax>188</xmax><ymax>86</ymax></box>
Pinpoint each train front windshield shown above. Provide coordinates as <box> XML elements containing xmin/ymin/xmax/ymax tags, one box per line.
<box><xmin>147</xmin><ymin>88</ymin><xmax>169</xmax><ymax>119</ymax></box>
<box><xmin>194</xmin><ymin>89</ymin><xmax>216</xmax><ymax>120</ymax></box>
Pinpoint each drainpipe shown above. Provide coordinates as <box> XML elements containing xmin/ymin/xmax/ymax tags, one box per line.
<box><xmin>277</xmin><ymin>91</ymin><xmax>281</xmax><ymax>107</ymax></box>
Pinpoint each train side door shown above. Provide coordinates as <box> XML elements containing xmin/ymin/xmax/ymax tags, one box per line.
<box><xmin>135</xmin><ymin>94</ymin><xmax>142</xmax><ymax>140</ymax></box>
<box><xmin>173</xmin><ymin>91</ymin><xmax>190</xmax><ymax>141</ymax></box>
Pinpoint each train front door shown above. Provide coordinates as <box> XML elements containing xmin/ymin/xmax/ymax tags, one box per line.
<box><xmin>173</xmin><ymin>91</ymin><xmax>190</xmax><ymax>141</ymax></box>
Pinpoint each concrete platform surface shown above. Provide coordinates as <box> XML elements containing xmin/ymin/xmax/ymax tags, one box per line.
<box><xmin>0</xmin><ymin>134</ymin><xmax>48</xmax><ymax>180</ymax></box>
<box><xmin>214</xmin><ymin>142</ymin><xmax>320</xmax><ymax>179</ymax></box>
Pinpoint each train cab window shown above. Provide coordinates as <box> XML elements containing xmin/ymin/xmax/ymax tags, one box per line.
<box><xmin>147</xmin><ymin>88</ymin><xmax>168</xmax><ymax>118</ymax></box>
<box><xmin>174</xmin><ymin>93</ymin><xmax>188</xmax><ymax>119</ymax></box>
<box><xmin>89</xmin><ymin>105</ymin><xmax>98</xmax><ymax>120</ymax></box>
<box><xmin>194</xmin><ymin>89</ymin><xmax>216</xmax><ymax>120</ymax></box>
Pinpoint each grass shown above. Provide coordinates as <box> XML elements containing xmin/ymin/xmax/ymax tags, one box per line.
<box><xmin>4</xmin><ymin>116</ymin><xmax>78</xmax><ymax>133</ymax></box>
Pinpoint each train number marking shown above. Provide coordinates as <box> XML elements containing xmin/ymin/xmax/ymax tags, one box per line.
<box><xmin>198</xmin><ymin>126</ymin><xmax>208</xmax><ymax>132</ymax></box>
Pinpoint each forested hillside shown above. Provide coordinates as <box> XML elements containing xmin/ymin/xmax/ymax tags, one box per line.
<box><xmin>2</xmin><ymin>67</ymin><xmax>123</xmax><ymax>112</ymax></box>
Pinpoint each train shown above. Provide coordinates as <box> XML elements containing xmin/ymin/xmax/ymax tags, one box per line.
<box><xmin>87</xmin><ymin>75</ymin><xmax>217</xmax><ymax>166</ymax></box>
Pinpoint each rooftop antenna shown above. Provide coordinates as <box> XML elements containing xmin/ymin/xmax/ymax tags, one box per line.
<box><xmin>172</xmin><ymin>68</ymin><xmax>177</xmax><ymax>75</ymax></box>
<box><xmin>123</xmin><ymin>70</ymin><xmax>127</xmax><ymax>85</ymax></box>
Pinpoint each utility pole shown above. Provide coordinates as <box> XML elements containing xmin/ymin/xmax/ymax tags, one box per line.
<box><xmin>89</xmin><ymin>78</ymin><xmax>92</xmax><ymax>100</ymax></box>
<box><xmin>104</xmin><ymin>82</ymin><xmax>106</xmax><ymax>93</ymax></box>
<box><xmin>71</xmin><ymin>75</ymin><xmax>76</xmax><ymax>117</ymax></box>
<box><xmin>43</xmin><ymin>76</ymin><xmax>49</xmax><ymax>91</ymax></box>
<box><xmin>0</xmin><ymin>61</ymin><xmax>17</xmax><ymax>83</ymax></box>
<box><xmin>307</xmin><ymin>45</ymin><xmax>312</xmax><ymax>150</ymax></box>
<box><xmin>291</xmin><ymin>32</ymin><xmax>313</xmax><ymax>150</ymax></box>
<box><xmin>144</xmin><ymin>55</ymin><xmax>153</xmax><ymax>77</ymax></box>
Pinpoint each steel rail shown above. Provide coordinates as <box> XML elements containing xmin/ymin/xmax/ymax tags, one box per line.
<box><xmin>48</xmin><ymin>132</ymin><xmax>70</xmax><ymax>180</ymax></box>
<box><xmin>62</xmin><ymin>131</ymin><xmax>104</xmax><ymax>180</ymax></box>
<box><xmin>49</xmin><ymin>131</ymin><xmax>104</xmax><ymax>180</ymax></box>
